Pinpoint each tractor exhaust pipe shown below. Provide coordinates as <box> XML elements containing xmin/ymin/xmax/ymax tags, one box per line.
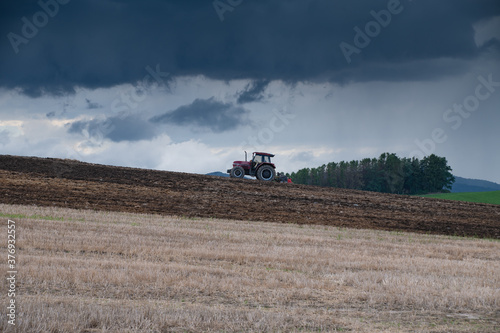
<box><xmin>244</xmin><ymin>151</ymin><xmax>247</xmax><ymax>161</ymax></box>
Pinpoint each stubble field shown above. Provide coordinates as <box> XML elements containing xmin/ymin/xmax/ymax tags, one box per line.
<box><xmin>1</xmin><ymin>204</ymin><xmax>499</xmax><ymax>332</ymax></box>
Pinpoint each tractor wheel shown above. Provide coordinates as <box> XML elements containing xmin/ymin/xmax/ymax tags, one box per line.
<box><xmin>256</xmin><ymin>165</ymin><xmax>275</xmax><ymax>181</ymax></box>
<box><xmin>230</xmin><ymin>166</ymin><xmax>245</xmax><ymax>178</ymax></box>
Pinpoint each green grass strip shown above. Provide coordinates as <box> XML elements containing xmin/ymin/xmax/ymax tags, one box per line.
<box><xmin>420</xmin><ymin>191</ymin><xmax>500</xmax><ymax>205</ymax></box>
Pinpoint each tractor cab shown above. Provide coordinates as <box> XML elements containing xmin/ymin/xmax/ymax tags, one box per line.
<box><xmin>228</xmin><ymin>151</ymin><xmax>276</xmax><ymax>181</ymax></box>
<box><xmin>251</xmin><ymin>152</ymin><xmax>274</xmax><ymax>168</ymax></box>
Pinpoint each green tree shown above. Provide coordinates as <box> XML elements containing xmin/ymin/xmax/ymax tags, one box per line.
<box><xmin>383</xmin><ymin>153</ymin><xmax>404</xmax><ymax>194</ymax></box>
<box><xmin>421</xmin><ymin>154</ymin><xmax>455</xmax><ymax>192</ymax></box>
<box><xmin>326</xmin><ymin>162</ymin><xmax>337</xmax><ymax>187</ymax></box>
<box><xmin>289</xmin><ymin>153</ymin><xmax>454</xmax><ymax>195</ymax></box>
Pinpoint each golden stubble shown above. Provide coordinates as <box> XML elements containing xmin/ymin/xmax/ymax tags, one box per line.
<box><xmin>1</xmin><ymin>203</ymin><xmax>499</xmax><ymax>332</ymax></box>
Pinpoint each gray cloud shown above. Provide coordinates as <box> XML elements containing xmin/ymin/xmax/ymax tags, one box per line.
<box><xmin>0</xmin><ymin>130</ymin><xmax>10</xmax><ymax>145</ymax></box>
<box><xmin>237</xmin><ymin>79</ymin><xmax>271</xmax><ymax>104</ymax></box>
<box><xmin>150</xmin><ymin>97</ymin><xmax>251</xmax><ymax>132</ymax></box>
<box><xmin>68</xmin><ymin>114</ymin><xmax>158</xmax><ymax>143</ymax></box>
<box><xmin>85</xmin><ymin>98</ymin><xmax>102</xmax><ymax>110</ymax></box>
<box><xmin>1</xmin><ymin>0</ymin><xmax>499</xmax><ymax>96</ymax></box>
<box><xmin>291</xmin><ymin>151</ymin><xmax>315</xmax><ymax>163</ymax></box>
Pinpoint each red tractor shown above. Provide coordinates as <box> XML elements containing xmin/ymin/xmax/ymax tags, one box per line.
<box><xmin>227</xmin><ymin>151</ymin><xmax>276</xmax><ymax>181</ymax></box>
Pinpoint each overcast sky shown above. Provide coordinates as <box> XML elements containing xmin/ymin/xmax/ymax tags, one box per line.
<box><xmin>1</xmin><ymin>0</ymin><xmax>499</xmax><ymax>183</ymax></box>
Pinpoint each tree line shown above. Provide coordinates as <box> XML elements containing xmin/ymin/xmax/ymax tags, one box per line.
<box><xmin>288</xmin><ymin>153</ymin><xmax>455</xmax><ymax>195</ymax></box>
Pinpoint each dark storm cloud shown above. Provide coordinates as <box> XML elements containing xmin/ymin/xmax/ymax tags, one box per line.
<box><xmin>237</xmin><ymin>79</ymin><xmax>271</xmax><ymax>104</ymax></box>
<box><xmin>1</xmin><ymin>0</ymin><xmax>499</xmax><ymax>95</ymax></box>
<box><xmin>151</xmin><ymin>97</ymin><xmax>250</xmax><ymax>132</ymax></box>
<box><xmin>68</xmin><ymin>114</ymin><xmax>158</xmax><ymax>142</ymax></box>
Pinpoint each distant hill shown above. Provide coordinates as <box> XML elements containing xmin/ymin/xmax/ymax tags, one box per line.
<box><xmin>452</xmin><ymin>176</ymin><xmax>500</xmax><ymax>193</ymax></box>
<box><xmin>206</xmin><ymin>171</ymin><xmax>229</xmax><ymax>177</ymax></box>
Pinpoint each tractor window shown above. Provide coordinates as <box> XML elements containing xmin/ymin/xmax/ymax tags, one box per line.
<box><xmin>253</xmin><ymin>155</ymin><xmax>270</xmax><ymax>164</ymax></box>
<box><xmin>253</xmin><ymin>155</ymin><xmax>263</xmax><ymax>163</ymax></box>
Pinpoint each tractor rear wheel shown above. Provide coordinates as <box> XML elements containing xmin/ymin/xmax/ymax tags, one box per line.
<box><xmin>256</xmin><ymin>165</ymin><xmax>275</xmax><ymax>181</ymax></box>
<box><xmin>230</xmin><ymin>166</ymin><xmax>245</xmax><ymax>178</ymax></box>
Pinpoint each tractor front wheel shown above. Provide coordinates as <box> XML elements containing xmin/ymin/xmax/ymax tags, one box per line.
<box><xmin>256</xmin><ymin>165</ymin><xmax>275</xmax><ymax>181</ymax></box>
<box><xmin>230</xmin><ymin>166</ymin><xmax>245</xmax><ymax>178</ymax></box>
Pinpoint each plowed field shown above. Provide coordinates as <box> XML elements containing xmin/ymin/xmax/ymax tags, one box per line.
<box><xmin>1</xmin><ymin>155</ymin><xmax>499</xmax><ymax>238</ymax></box>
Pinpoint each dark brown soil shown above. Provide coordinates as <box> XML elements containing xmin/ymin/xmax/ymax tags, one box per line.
<box><xmin>1</xmin><ymin>155</ymin><xmax>499</xmax><ymax>238</ymax></box>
